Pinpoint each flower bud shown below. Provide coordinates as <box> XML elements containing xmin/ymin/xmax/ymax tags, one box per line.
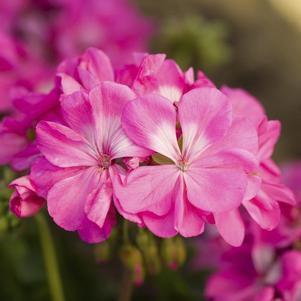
<box><xmin>136</xmin><ymin>230</ymin><xmax>161</xmax><ymax>274</ymax></box>
<box><xmin>119</xmin><ymin>244</ymin><xmax>144</xmax><ymax>285</ymax></box>
<box><xmin>161</xmin><ymin>237</ymin><xmax>186</xmax><ymax>270</ymax></box>
<box><xmin>9</xmin><ymin>176</ymin><xmax>45</xmax><ymax>218</ymax></box>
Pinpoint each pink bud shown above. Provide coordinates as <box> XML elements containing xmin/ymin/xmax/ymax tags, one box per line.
<box><xmin>9</xmin><ymin>176</ymin><xmax>45</xmax><ymax>218</ymax></box>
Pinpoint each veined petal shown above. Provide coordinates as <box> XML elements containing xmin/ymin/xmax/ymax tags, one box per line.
<box><xmin>30</xmin><ymin>157</ymin><xmax>83</xmax><ymax>198</ymax></box>
<box><xmin>60</xmin><ymin>91</ymin><xmax>95</xmax><ymax>143</ymax></box>
<box><xmin>121</xmin><ymin>94</ymin><xmax>180</xmax><ymax>161</ymax></box>
<box><xmin>84</xmin><ymin>171</ymin><xmax>112</xmax><ymax>229</ymax></box>
<box><xmin>113</xmin><ymin>165</ymin><xmax>179</xmax><ymax>215</ymax></box>
<box><xmin>156</xmin><ymin>59</ymin><xmax>185</xmax><ymax>103</ymax></box>
<box><xmin>47</xmin><ymin>167</ymin><xmax>100</xmax><ymax>231</ymax></box>
<box><xmin>89</xmin><ymin>82</ymin><xmax>149</xmax><ymax>158</ymax></box>
<box><xmin>178</xmin><ymin>87</ymin><xmax>232</xmax><ymax>161</ymax></box>
<box><xmin>175</xmin><ymin>177</ymin><xmax>205</xmax><ymax>237</ymax></box>
<box><xmin>184</xmin><ymin>150</ymin><xmax>250</xmax><ymax>213</ymax></box>
<box><xmin>36</xmin><ymin>121</ymin><xmax>97</xmax><ymax>167</ymax></box>
<box><xmin>214</xmin><ymin>209</ymin><xmax>245</xmax><ymax>247</ymax></box>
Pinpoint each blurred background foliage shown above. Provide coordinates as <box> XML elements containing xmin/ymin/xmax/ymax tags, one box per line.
<box><xmin>1</xmin><ymin>0</ymin><xmax>301</xmax><ymax>300</ymax></box>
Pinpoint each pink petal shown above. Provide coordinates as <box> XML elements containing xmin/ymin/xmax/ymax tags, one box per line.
<box><xmin>178</xmin><ymin>87</ymin><xmax>232</xmax><ymax>161</ymax></box>
<box><xmin>174</xmin><ymin>177</ymin><xmax>205</xmax><ymax>237</ymax></box>
<box><xmin>113</xmin><ymin>165</ymin><xmax>179</xmax><ymax>215</ymax></box>
<box><xmin>11</xmin><ymin>143</ymin><xmax>40</xmax><ymax>171</ymax></box>
<box><xmin>78</xmin><ymin>209</ymin><xmax>115</xmax><ymax>244</ymax></box>
<box><xmin>221</xmin><ymin>86</ymin><xmax>265</xmax><ymax>129</ymax></box>
<box><xmin>243</xmin><ymin>189</ymin><xmax>281</xmax><ymax>230</ymax></box>
<box><xmin>58</xmin><ymin>73</ymin><xmax>82</xmax><ymax>94</ymax></box>
<box><xmin>47</xmin><ymin>167</ymin><xmax>100</xmax><ymax>231</ymax></box>
<box><xmin>142</xmin><ymin>210</ymin><xmax>177</xmax><ymax>238</ymax></box>
<box><xmin>121</xmin><ymin>94</ymin><xmax>180</xmax><ymax>161</ymax></box>
<box><xmin>262</xmin><ymin>181</ymin><xmax>296</xmax><ymax>205</ymax></box>
<box><xmin>85</xmin><ymin>171</ymin><xmax>112</xmax><ymax>228</ymax></box>
<box><xmin>0</xmin><ymin>132</ymin><xmax>27</xmax><ymax>165</ymax></box>
<box><xmin>30</xmin><ymin>157</ymin><xmax>82</xmax><ymax>198</ymax></box>
<box><xmin>89</xmin><ymin>82</ymin><xmax>149</xmax><ymax>158</ymax></box>
<box><xmin>214</xmin><ymin>209</ymin><xmax>245</xmax><ymax>247</ymax></box>
<box><xmin>258</xmin><ymin>120</ymin><xmax>281</xmax><ymax>161</ymax></box>
<box><xmin>185</xmin><ymin>150</ymin><xmax>250</xmax><ymax>213</ymax></box>
<box><xmin>60</xmin><ymin>91</ymin><xmax>94</xmax><ymax>143</ymax></box>
<box><xmin>36</xmin><ymin>121</ymin><xmax>97</xmax><ymax>168</ymax></box>
<box><xmin>78</xmin><ymin>47</ymin><xmax>114</xmax><ymax>86</ymax></box>
<box><xmin>156</xmin><ymin>59</ymin><xmax>185</xmax><ymax>103</ymax></box>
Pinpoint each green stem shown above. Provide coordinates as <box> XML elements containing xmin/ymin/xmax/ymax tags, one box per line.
<box><xmin>123</xmin><ymin>220</ymin><xmax>130</xmax><ymax>243</ymax></box>
<box><xmin>35</xmin><ymin>214</ymin><xmax>65</xmax><ymax>301</ymax></box>
<box><xmin>118</xmin><ymin>267</ymin><xmax>133</xmax><ymax>301</ymax></box>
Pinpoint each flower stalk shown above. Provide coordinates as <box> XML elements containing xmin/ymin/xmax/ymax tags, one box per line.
<box><xmin>35</xmin><ymin>214</ymin><xmax>65</xmax><ymax>301</ymax></box>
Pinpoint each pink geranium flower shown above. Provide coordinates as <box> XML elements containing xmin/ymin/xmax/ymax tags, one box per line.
<box><xmin>216</xmin><ymin>87</ymin><xmax>295</xmax><ymax>242</ymax></box>
<box><xmin>34</xmin><ymin>82</ymin><xmax>149</xmax><ymax>242</ymax></box>
<box><xmin>114</xmin><ymin>87</ymin><xmax>257</xmax><ymax>243</ymax></box>
<box><xmin>116</xmin><ymin>53</ymin><xmax>214</xmax><ymax>104</ymax></box>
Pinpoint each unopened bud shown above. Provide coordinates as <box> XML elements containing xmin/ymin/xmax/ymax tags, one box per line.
<box><xmin>137</xmin><ymin>230</ymin><xmax>161</xmax><ymax>274</ymax></box>
<box><xmin>161</xmin><ymin>237</ymin><xmax>186</xmax><ymax>270</ymax></box>
<box><xmin>119</xmin><ymin>245</ymin><xmax>144</xmax><ymax>285</ymax></box>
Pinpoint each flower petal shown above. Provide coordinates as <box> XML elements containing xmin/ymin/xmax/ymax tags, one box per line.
<box><xmin>122</xmin><ymin>94</ymin><xmax>180</xmax><ymax>161</ymax></box>
<box><xmin>178</xmin><ymin>87</ymin><xmax>232</xmax><ymax>161</ymax></box>
<box><xmin>47</xmin><ymin>167</ymin><xmax>100</xmax><ymax>231</ymax></box>
<box><xmin>89</xmin><ymin>82</ymin><xmax>149</xmax><ymax>158</ymax></box>
<box><xmin>113</xmin><ymin>165</ymin><xmax>179</xmax><ymax>215</ymax></box>
<box><xmin>142</xmin><ymin>210</ymin><xmax>177</xmax><ymax>238</ymax></box>
<box><xmin>185</xmin><ymin>150</ymin><xmax>249</xmax><ymax>213</ymax></box>
<box><xmin>214</xmin><ymin>209</ymin><xmax>245</xmax><ymax>247</ymax></box>
<box><xmin>36</xmin><ymin>121</ymin><xmax>97</xmax><ymax>167</ymax></box>
<box><xmin>85</xmin><ymin>171</ymin><xmax>112</xmax><ymax>228</ymax></box>
<box><xmin>174</xmin><ymin>177</ymin><xmax>205</xmax><ymax>237</ymax></box>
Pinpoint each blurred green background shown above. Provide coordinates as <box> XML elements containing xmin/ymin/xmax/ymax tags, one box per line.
<box><xmin>1</xmin><ymin>0</ymin><xmax>301</xmax><ymax>300</ymax></box>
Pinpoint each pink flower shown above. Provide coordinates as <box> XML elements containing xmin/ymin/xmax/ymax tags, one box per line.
<box><xmin>116</xmin><ymin>53</ymin><xmax>213</xmax><ymax>104</ymax></box>
<box><xmin>9</xmin><ymin>176</ymin><xmax>45</xmax><ymax>218</ymax></box>
<box><xmin>0</xmin><ymin>88</ymin><xmax>61</xmax><ymax>170</ymax></box>
<box><xmin>53</xmin><ymin>0</ymin><xmax>153</xmax><ymax>66</ymax></box>
<box><xmin>218</xmin><ymin>87</ymin><xmax>295</xmax><ymax>240</ymax></box>
<box><xmin>114</xmin><ymin>87</ymin><xmax>257</xmax><ymax>244</ymax></box>
<box><xmin>0</xmin><ymin>30</ymin><xmax>48</xmax><ymax>112</ymax></box>
<box><xmin>34</xmin><ymin>82</ymin><xmax>149</xmax><ymax>243</ymax></box>
<box><xmin>58</xmin><ymin>47</ymin><xmax>114</xmax><ymax>94</ymax></box>
<box><xmin>205</xmin><ymin>234</ymin><xmax>282</xmax><ymax>301</ymax></box>
<box><xmin>277</xmin><ymin>250</ymin><xmax>301</xmax><ymax>301</ymax></box>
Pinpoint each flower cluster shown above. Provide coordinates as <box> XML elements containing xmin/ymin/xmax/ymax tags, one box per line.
<box><xmin>3</xmin><ymin>48</ymin><xmax>295</xmax><ymax>245</ymax></box>
<box><xmin>204</xmin><ymin>162</ymin><xmax>301</xmax><ymax>301</ymax></box>
<box><xmin>0</xmin><ymin>0</ymin><xmax>152</xmax><ymax>112</ymax></box>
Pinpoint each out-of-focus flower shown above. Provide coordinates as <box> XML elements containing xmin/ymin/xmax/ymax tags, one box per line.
<box><xmin>1</xmin><ymin>0</ymin><xmax>152</xmax><ymax>69</ymax></box>
<box><xmin>0</xmin><ymin>30</ymin><xmax>49</xmax><ymax>112</ymax></box>
<box><xmin>0</xmin><ymin>88</ymin><xmax>61</xmax><ymax>170</ymax></box>
<box><xmin>204</xmin><ymin>161</ymin><xmax>301</xmax><ymax>301</ymax></box>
